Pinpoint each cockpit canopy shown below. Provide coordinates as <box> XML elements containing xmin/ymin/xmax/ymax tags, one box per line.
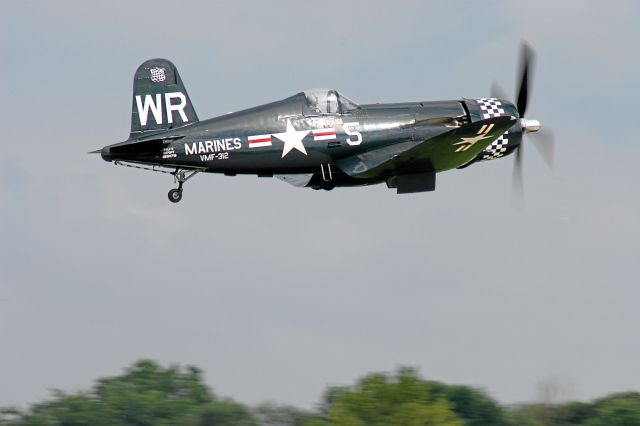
<box><xmin>304</xmin><ymin>88</ymin><xmax>360</xmax><ymax>115</ymax></box>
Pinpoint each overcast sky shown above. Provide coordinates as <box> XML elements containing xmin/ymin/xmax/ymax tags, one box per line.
<box><xmin>1</xmin><ymin>0</ymin><xmax>639</xmax><ymax>410</ymax></box>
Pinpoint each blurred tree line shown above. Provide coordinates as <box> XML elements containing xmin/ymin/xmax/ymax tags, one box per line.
<box><xmin>1</xmin><ymin>360</ymin><xmax>639</xmax><ymax>425</ymax></box>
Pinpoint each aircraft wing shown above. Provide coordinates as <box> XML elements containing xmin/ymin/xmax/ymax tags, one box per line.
<box><xmin>336</xmin><ymin>115</ymin><xmax>516</xmax><ymax>179</ymax></box>
<box><xmin>275</xmin><ymin>174</ymin><xmax>313</xmax><ymax>187</ymax></box>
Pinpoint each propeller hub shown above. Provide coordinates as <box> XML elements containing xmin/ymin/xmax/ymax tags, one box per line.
<box><xmin>520</xmin><ymin>118</ymin><xmax>541</xmax><ymax>133</ymax></box>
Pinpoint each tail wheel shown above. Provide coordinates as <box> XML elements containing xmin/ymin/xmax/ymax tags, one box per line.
<box><xmin>168</xmin><ymin>188</ymin><xmax>182</xmax><ymax>203</ymax></box>
<box><xmin>168</xmin><ymin>169</ymin><xmax>200</xmax><ymax>203</ymax></box>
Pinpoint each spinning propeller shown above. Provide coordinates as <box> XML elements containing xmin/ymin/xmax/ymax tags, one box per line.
<box><xmin>491</xmin><ymin>42</ymin><xmax>555</xmax><ymax>201</ymax></box>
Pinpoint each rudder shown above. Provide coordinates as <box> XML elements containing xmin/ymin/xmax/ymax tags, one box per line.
<box><xmin>130</xmin><ymin>59</ymin><xmax>198</xmax><ymax>138</ymax></box>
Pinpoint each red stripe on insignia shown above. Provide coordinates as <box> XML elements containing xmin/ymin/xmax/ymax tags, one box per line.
<box><xmin>249</xmin><ymin>138</ymin><xmax>271</xmax><ymax>144</ymax></box>
<box><xmin>313</xmin><ymin>131</ymin><xmax>335</xmax><ymax>137</ymax></box>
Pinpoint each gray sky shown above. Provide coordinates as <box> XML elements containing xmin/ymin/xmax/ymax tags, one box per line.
<box><xmin>1</xmin><ymin>0</ymin><xmax>639</xmax><ymax>410</ymax></box>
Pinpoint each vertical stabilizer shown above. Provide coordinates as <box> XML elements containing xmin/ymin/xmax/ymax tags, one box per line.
<box><xmin>130</xmin><ymin>58</ymin><xmax>198</xmax><ymax>138</ymax></box>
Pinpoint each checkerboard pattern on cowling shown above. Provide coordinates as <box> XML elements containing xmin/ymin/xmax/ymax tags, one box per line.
<box><xmin>481</xmin><ymin>133</ymin><xmax>509</xmax><ymax>160</ymax></box>
<box><xmin>477</xmin><ymin>98</ymin><xmax>505</xmax><ymax>119</ymax></box>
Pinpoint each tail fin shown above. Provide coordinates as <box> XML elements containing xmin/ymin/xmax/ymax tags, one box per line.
<box><xmin>130</xmin><ymin>58</ymin><xmax>198</xmax><ymax>138</ymax></box>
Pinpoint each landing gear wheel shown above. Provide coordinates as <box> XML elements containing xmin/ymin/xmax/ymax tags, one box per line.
<box><xmin>322</xmin><ymin>183</ymin><xmax>335</xmax><ymax>191</ymax></box>
<box><xmin>168</xmin><ymin>169</ymin><xmax>200</xmax><ymax>203</ymax></box>
<box><xmin>168</xmin><ymin>188</ymin><xmax>183</xmax><ymax>203</ymax></box>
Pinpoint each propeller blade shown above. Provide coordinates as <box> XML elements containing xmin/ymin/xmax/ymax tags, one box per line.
<box><xmin>516</xmin><ymin>41</ymin><xmax>536</xmax><ymax>117</ymax></box>
<box><xmin>490</xmin><ymin>81</ymin><xmax>509</xmax><ymax>101</ymax></box>
<box><xmin>511</xmin><ymin>144</ymin><xmax>524</xmax><ymax>205</ymax></box>
<box><xmin>530</xmin><ymin>129</ymin><xmax>555</xmax><ymax>169</ymax></box>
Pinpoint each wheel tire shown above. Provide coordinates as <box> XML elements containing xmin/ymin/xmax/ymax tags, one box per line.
<box><xmin>168</xmin><ymin>188</ymin><xmax>182</xmax><ymax>203</ymax></box>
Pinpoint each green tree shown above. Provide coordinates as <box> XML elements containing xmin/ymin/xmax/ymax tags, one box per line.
<box><xmin>554</xmin><ymin>401</ymin><xmax>595</xmax><ymax>425</ymax></box>
<box><xmin>252</xmin><ymin>402</ymin><xmax>326</xmax><ymax>426</ymax></box>
<box><xmin>179</xmin><ymin>400</ymin><xmax>256</xmax><ymax>426</ymax></box>
<box><xmin>505</xmin><ymin>403</ymin><xmax>555</xmax><ymax>426</ymax></box>
<box><xmin>325</xmin><ymin>367</ymin><xmax>463</xmax><ymax>426</ymax></box>
<box><xmin>0</xmin><ymin>360</ymin><xmax>254</xmax><ymax>426</ymax></box>
<box><xmin>6</xmin><ymin>359</ymin><xmax>640</xmax><ymax>426</ymax></box>
<box><xmin>585</xmin><ymin>392</ymin><xmax>640</xmax><ymax>426</ymax></box>
<box><xmin>94</xmin><ymin>360</ymin><xmax>212</xmax><ymax>425</ymax></box>
<box><xmin>10</xmin><ymin>392</ymin><xmax>109</xmax><ymax>426</ymax></box>
<box><xmin>505</xmin><ymin>396</ymin><xmax>640</xmax><ymax>426</ymax></box>
<box><xmin>434</xmin><ymin>384</ymin><xmax>507</xmax><ymax>426</ymax></box>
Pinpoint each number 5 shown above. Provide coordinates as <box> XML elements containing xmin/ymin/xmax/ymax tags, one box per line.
<box><xmin>344</xmin><ymin>122</ymin><xmax>362</xmax><ymax>146</ymax></box>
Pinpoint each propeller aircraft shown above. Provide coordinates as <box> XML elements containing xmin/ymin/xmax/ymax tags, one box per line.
<box><xmin>93</xmin><ymin>43</ymin><xmax>553</xmax><ymax>203</ymax></box>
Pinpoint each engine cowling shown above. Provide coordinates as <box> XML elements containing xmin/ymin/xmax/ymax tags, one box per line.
<box><xmin>460</xmin><ymin>97</ymin><xmax>522</xmax><ymax>166</ymax></box>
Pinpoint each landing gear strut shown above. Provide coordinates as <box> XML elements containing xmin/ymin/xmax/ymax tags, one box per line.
<box><xmin>319</xmin><ymin>164</ymin><xmax>334</xmax><ymax>191</ymax></box>
<box><xmin>168</xmin><ymin>169</ymin><xmax>199</xmax><ymax>203</ymax></box>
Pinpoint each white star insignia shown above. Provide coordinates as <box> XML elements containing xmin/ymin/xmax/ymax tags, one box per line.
<box><xmin>272</xmin><ymin>119</ymin><xmax>310</xmax><ymax>158</ymax></box>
